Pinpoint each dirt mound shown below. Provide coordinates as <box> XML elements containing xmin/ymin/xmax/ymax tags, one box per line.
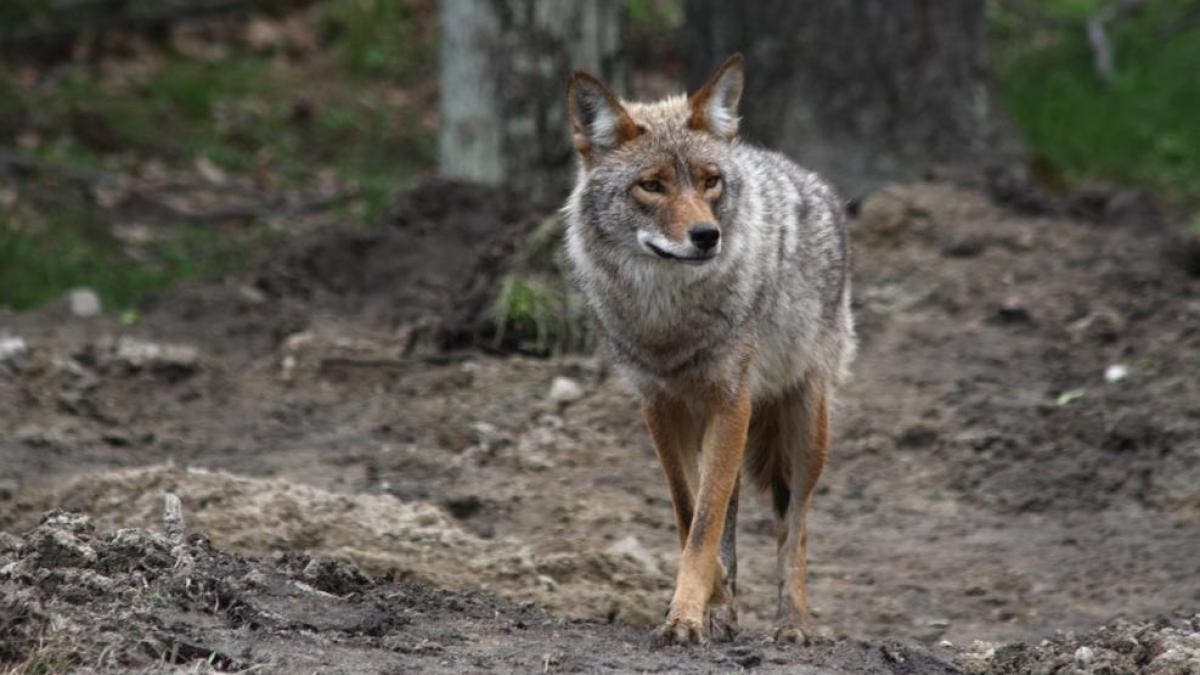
<box><xmin>10</xmin><ymin>464</ymin><xmax>673</xmax><ymax>626</ymax></box>
<box><xmin>0</xmin><ymin>509</ymin><xmax>965</xmax><ymax>673</ymax></box>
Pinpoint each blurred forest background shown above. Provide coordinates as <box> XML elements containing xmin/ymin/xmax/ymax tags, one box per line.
<box><xmin>0</xmin><ymin>0</ymin><xmax>1197</xmax><ymax>313</ymax></box>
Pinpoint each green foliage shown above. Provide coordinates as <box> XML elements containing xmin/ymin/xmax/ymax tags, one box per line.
<box><xmin>490</xmin><ymin>274</ymin><xmax>594</xmax><ymax>356</ymax></box>
<box><xmin>0</xmin><ymin>1</ymin><xmax>436</xmax><ymax>311</ymax></box>
<box><xmin>992</xmin><ymin>0</ymin><xmax>1200</xmax><ymax>205</ymax></box>
<box><xmin>318</xmin><ymin>0</ymin><xmax>433</xmax><ymax>78</ymax></box>
<box><xmin>626</xmin><ymin>0</ymin><xmax>683</xmax><ymax>32</ymax></box>
<box><xmin>0</xmin><ymin>206</ymin><xmax>249</xmax><ymax>311</ymax></box>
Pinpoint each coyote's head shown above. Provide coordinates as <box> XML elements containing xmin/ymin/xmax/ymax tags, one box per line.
<box><xmin>568</xmin><ymin>55</ymin><xmax>744</xmax><ymax>266</ymax></box>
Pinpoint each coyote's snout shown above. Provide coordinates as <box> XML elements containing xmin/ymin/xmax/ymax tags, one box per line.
<box><xmin>563</xmin><ymin>54</ymin><xmax>856</xmax><ymax>646</ymax></box>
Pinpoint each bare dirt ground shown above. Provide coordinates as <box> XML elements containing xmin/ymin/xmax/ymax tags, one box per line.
<box><xmin>2</xmin><ymin>179</ymin><xmax>1199</xmax><ymax>673</ymax></box>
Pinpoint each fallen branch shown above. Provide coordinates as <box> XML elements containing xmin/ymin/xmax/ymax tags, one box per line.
<box><xmin>1085</xmin><ymin>0</ymin><xmax>1144</xmax><ymax>81</ymax></box>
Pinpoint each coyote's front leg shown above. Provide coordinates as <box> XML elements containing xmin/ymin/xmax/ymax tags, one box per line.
<box><xmin>644</xmin><ymin>384</ymin><xmax>750</xmax><ymax>645</ymax></box>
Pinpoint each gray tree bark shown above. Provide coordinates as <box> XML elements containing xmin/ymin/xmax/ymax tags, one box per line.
<box><xmin>439</xmin><ymin>0</ymin><xmax>625</xmax><ymax>207</ymax></box>
<box><xmin>681</xmin><ymin>0</ymin><xmax>1018</xmax><ymax>199</ymax></box>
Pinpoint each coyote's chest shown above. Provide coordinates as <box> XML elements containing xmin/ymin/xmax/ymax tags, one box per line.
<box><xmin>592</xmin><ymin>264</ymin><xmax>753</xmax><ymax>377</ymax></box>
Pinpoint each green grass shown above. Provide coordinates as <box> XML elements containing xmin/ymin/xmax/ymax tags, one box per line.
<box><xmin>992</xmin><ymin>1</ymin><xmax>1200</xmax><ymax>206</ymax></box>
<box><xmin>0</xmin><ymin>0</ymin><xmax>435</xmax><ymax>311</ymax></box>
<box><xmin>0</xmin><ymin>206</ymin><xmax>253</xmax><ymax>311</ymax></box>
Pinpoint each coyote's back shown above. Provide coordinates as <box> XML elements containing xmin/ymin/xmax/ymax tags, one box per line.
<box><xmin>562</xmin><ymin>54</ymin><xmax>855</xmax><ymax>646</ymax></box>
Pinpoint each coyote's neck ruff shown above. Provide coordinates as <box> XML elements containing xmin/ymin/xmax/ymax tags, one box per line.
<box><xmin>562</xmin><ymin>55</ymin><xmax>856</xmax><ymax>646</ymax></box>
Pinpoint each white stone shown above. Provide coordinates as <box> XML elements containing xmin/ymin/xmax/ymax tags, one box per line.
<box><xmin>1104</xmin><ymin>363</ymin><xmax>1128</xmax><ymax>383</ymax></box>
<box><xmin>547</xmin><ymin>376</ymin><xmax>584</xmax><ymax>405</ymax></box>
<box><xmin>0</xmin><ymin>336</ymin><xmax>27</xmax><ymax>363</ymax></box>
<box><xmin>1074</xmin><ymin>646</ymin><xmax>1095</xmax><ymax>667</ymax></box>
<box><xmin>68</xmin><ymin>288</ymin><xmax>101</xmax><ymax>317</ymax></box>
<box><xmin>114</xmin><ymin>337</ymin><xmax>198</xmax><ymax>370</ymax></box>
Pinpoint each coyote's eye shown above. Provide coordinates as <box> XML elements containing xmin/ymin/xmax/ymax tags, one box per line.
<box><xmin>638</xmin><ymin>179</ymin><xmax>665</xmax><ymax>194</ymax></box>
<box><xmin>704</xmin><ymin>176</ymin><xmax>721</xmax><ymax>190</ymax></box>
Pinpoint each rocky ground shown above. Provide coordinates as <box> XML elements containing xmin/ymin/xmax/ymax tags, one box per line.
<box><xmin>2</xmin><ymin>179</ymin><xmax>1199</xmax><ymax>673</ymax></box>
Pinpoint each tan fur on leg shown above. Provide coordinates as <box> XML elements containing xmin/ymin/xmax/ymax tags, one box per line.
<box><xmin>643</xmin><ymin>396</ymin><xmax>701</xmax><ymax>548</ymax></box>
<box><xmin>772</xmin><ymin>377</ymin><xmax>829</xmax><ymax>644</ymax></box>
<box><xmin>653</xmin><ymin>383</ymin><xmax>751</xmax><ymax>646</ymax></box>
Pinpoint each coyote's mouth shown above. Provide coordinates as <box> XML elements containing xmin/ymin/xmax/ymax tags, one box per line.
<box><xmin>645</xmin><ymin>241</ymin><xmax>715</xmax><ymax>265</ymax></box>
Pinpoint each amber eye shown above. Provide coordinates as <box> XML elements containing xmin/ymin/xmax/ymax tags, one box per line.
<box><xmin>704</xmin><ymin>175</ymin><xmax>721</xmax><ymax>190</ymax></box>
<box><xmin>638</xmin><ymin>179</ymin><xmax>665</xmax><ymax>194</ymax></box>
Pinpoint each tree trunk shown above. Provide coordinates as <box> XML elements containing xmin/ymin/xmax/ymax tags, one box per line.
<box><xmin>680</xmin><ymin>0</ymin><xmax>1018</xmax><ymax>199</ymax></box>
<box><xmin>439</xmin><ymin>0</ymin><xmax>625</xmax><ymax>207</ymax></box>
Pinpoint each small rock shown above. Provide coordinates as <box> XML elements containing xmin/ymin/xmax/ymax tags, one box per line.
<box><xmin>114</xmin><ymin>337</ymin><xmax>199</xmax><ymax>374</ymax></box>
<box><xmin>605</xmin><ymin>535</ymin><xmax>661</xmax><ymax>576</ymax></box>
<box><xmin>469</xmin><ymin>420</ymin><xmax>510</xmax><ymax>450</ymax></box>
<box><xmin>1104</xmin><ymin>364</ymin><xmax>1128</xmax><ymax>383</ymax></box>
<box><xmin>68</xmin><ymin>288</ymin><xmax>102</xmax><ymax>317</ymax></box>
<box><xmin>237</xmin><ymin>284</ymin><xmax>267</xmax><ymax>305</ymax></box>
<box><xmin>1075</xmin><ymin>645</ymin><xmax>1095</xmax><ymax>667</ymax></box>
<box><xmin>0</xmin><ymin>335</ymin><xmax>28</xmax><ymax>365</ymax></box>
<box><xmin>536</xmin><ymin>574</ymin><xmax>558</xmax><ymax>592</ymax></box>
<box><xmin>547</xmin><ymin>376</ymin><xmax>585</xmax><ymax>405</ymax></box>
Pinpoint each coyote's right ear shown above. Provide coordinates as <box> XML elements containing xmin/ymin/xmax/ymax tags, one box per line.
<box><xmin>568</xmin><ymin>72</ymin><xmax>641</xmax><ymax>158</ymax></box>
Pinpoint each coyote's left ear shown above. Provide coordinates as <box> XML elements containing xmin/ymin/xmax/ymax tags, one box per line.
<box><xmin>688</xmin><ymin>53</ymin><xmax>745</xmax><ymax>141</ymax></box>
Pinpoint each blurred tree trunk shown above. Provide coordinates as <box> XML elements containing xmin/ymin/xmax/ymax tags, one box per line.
<box><xmin>439</xmin><ymin>0</ymin><xmax>625</xmax><ymax>207</ymax></box>
<box><xmin>680</xmin><ymin>0</ymin><xmax>1019</xmax><ymax>199</ymax></box>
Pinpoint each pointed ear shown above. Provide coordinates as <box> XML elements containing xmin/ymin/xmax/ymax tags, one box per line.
<box><xmin>568</xmin><ymin>71</ymin><xmax>641</xmax><ymax>157</ymax></box>
<box><xmin>688</xmin><ymin>53</ymin><xmax>745</xmax><ymax>141</ymax></box>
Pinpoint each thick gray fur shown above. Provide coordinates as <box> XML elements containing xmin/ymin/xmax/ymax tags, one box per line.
<box><xmin>563</xmin><ymin>98</ymin><xmax>856</xmax><ymax>406</ymax></box>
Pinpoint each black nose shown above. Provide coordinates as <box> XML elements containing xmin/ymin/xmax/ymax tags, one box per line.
<box><xmin>689</xmin><ymin>223</ymin><xmax>720</xmax><ymax>251</ymax></box>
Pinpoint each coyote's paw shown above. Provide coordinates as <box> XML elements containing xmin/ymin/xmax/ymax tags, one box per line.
<box><xmin>652</xmin><ymin>615</ymin><xmax>707</xmax><ymax>647</ymax></box>
<box><xmin>706</xmin><ymin>602</ymin><xmax>738</xmax><ymax>643</ymax></box>
<box><xmin>772</xmin><ymin>622</ymin><xmax>811</xmax><ymax>646</ymax></box>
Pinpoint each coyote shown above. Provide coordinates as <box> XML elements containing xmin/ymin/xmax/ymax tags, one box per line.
<box><xmin>563</xmin><ymin>54</ymin><xmax>855</xmax><ymax>646</ymax></box>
